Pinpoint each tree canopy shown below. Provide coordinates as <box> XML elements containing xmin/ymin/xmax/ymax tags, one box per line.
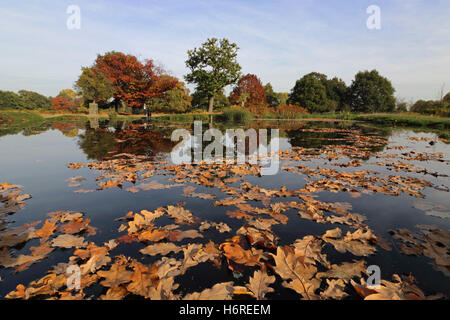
<box><xmin>0</xmin><ymin>90</ymin><xmax>52</xmax><ymax>111</ymax></box>
<box><xmin>148</xmin><ymin>78</ymin><xmax>192</xmax><ymax>113</ymax></box>
<box><xmin>287</xmin><ymin>72</ymin><xmax>349</xmax><ymax>113</ymax></box>
<box><xmin>76</xmin><ymin>51</ymin><xmax>177</xmax><ymax>109</ymax></box>
<box><xmin>287</xmin><ymin>73</ymin><xmax>328</xmax><ymax>113</ymax></box>
<box><xmin>229</xmin><ymin>74</ymin><xmax>267</xmax><ymax>108</ymax></box>
<box><xmin>349</xmin><ymin>70</ymin><xmax>395</xmax><ymax>113</ymax></box>
<box><xmin>263</xmin><ymin>83</ymin><xmax>288</xmax><ymax>108</ymax></box>
<box><xmin>18</xmin><ymin>90</ymin><xmax>52</xmax><ymax>110</ymax></box>
<box><xmin>185</xmin><ymin>38</ymin><xmax>241</xmax><ymax>113</ymax></box>
<box><xmin>74</xmin><ymin>67</ymin><xmax>114</xmax><ymax>103</ymax></box>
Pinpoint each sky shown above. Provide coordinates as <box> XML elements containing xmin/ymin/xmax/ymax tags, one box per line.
<box><xmin>0</xmin><ymin>0</ymin><xmax>449</xmax><ymax>102</ymax></box>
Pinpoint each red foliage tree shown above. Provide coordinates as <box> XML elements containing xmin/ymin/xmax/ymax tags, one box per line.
<box><xmin>51</xmin><ymin>95</ymin><xmax>75</xmax><ymax>111</ymax></box>
<box><xmin>92</xmin><ymin>51</ymin><xmax>177</xmax><ymax>108</ymax></box>
<box><xmin>229</xmin><ymin>74</ymin><xmax>267</xmax><ymax>108</ymax></box>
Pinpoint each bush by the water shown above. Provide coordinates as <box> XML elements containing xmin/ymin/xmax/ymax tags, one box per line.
<box><xmin>219</xmin><ymin>107</ymin><xmax>253</xmax><ymax>122</ymax></box>
<box><xmin>273</xmin><ymin>104</ymin><xmax>308</xmax><ymax>118</ymax></box>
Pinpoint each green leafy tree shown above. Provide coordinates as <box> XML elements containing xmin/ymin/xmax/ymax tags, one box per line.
<box><xmin>191</xmin><ymin>89</ymin><xmax>230</xmax><ymax>111</ymax></box>
<box><xmin>444</xmin><ymin>92</ymin><xmax>450</xmax><ymax>104</ymax></box>
<box><xmin>263</xmin><ymin>83</ymin><xmax>289</xmax><ymax>108</ymax></box>
<box><xmin>326</xmin><ymin>77</ymin><xmax>348</xmax><ymax>111</ymax></box>
<box><xmin>148</xmin><ymin>79</ymin><xmax>192</xmax><ymax>113</ymax></box>
<box><xmin>278</xmin><ymin>92</ymin><xmax>289</xmax><ymax>105</ymax></box>
<box><xmin>410</xmin><ymin>100</ymin><xmax>433</xmax><ymax>114</ymax></box>
<box><xmin>74</xmin><ymin>67</ymin><xmax>115</xmax><ymax>104</ymax></box>
<box><xmin>289</xmin><ymin>72</ymin><xmax>348</xmax><ymax>112</ymax></box>
<box><xmin>185</xmin><ymin>38</ymin><xmax>241</xmax><ymax>113</ymax></box>
<box><xmin>0</xmin><ymin>91</ymin><xmax>24</xmax><ymax>110</ymax></box>
<box><xmin>349</xmin><ymin>70</ymin><xmax>395</xmax><ymax>113</ymax></box>
<box><xmin>395</xmin><ymin>101</ymin><xmax>408</xmax><ymax>113</ymax></box>
<box><xmin>287</xmin><ymin>74</ymin><xmax>328</xmax><ymax>113</ymax></box>
<box><xmin>18</xmin><ymin>90</ymin><xmax>52</xmax><ymax>110</ymax></box>
<box><xmin>264</xmin><ymin>83</ymin><xmax>280</xmax><ymax>108</ymax></box>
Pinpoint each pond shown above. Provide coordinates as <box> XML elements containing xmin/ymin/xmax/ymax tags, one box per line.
<box><xmin>0</xmin><ymin>117</ymin><xmax>449</xmax><ymax>300</ymax></box>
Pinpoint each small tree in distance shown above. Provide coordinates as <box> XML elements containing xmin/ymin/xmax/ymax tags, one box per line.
<box><xmin>229</xmin><ymin>74</ymin><xmax>267</xmax><ymax>109</ymax></box>
<box><xmin>185</xmin><ymin>38</ymin><xmax>241</xmax><ymax>113</ymax></box>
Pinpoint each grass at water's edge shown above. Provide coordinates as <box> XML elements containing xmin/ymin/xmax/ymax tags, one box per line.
<box><xmin>351</xmin><ymin>113</ymin><xmax>450</xmax><ymax>129</ymax></box>
<box><xmin>2</xmin><ymin>110</ymin><xmax>449</xmax><ymax>130</ymax></box>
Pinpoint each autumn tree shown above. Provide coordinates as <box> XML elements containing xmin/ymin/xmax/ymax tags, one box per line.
<box><xmin>229</xmin><ymin>74</ymin><xmax>267</xmax><ymax>109</ymax></box>
<box><xmin>185</xmin><ymin>38</ymin><xmax>241</xmax><ymax>113</ymax></box>
<box><xmin>76</xmin><ymin>51</ymin><xmax>177</xmax><ymax>111</ymax></box>
<box><xmin>58</xmin><ymin>89</ymin><xmax>76</xmax><ymax>100</ymax></box>
<box><xmin>74</xmin><ymin>67</ymin><xmax>114</xmax><ymax>104</ymax></box>
<box><xmin>148</xmin><ymin>77</ymin><xmax>192</xmax><ymax>113</ymax></box>
<box><xmin>349</xmin><ymin>70</ymin><xmax>395</xmax><ymax>113</ymax></box>
<box><xmin>51</xmin><ymin>95</ymin><xmax>75</xmax><ymax>111</ymax></box>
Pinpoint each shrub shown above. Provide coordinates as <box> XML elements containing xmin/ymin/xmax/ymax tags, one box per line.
<box><xmin>77</xmin><ymin>106</ymin><xmax>89</xmax><ymax>114</ymax></box>
<box><xmin>273</xmin><ymin>104</ymin><xmax>308</xmax><ymax>118</ymax></box>
<box><xmin>51</xmin><ymin>95</ymin><xmax>75</xmax><ymax>112</ymax></box>
<box><xmin>220</xmin><ymin>107</ymin><xmax>253</xmax><ymax>122</ymax></box>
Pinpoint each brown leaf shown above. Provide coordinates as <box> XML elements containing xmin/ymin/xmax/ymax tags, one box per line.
<box><xmin>140</xmin><ymin>242</ymin><xmax>182</xmax><ymax>256</ymax></box>
<box><xmin>246</xmin><ymin>270</ymin><xmax>275</xmax><ymax>300</ymax></box>
<box><xmin>183</xmin><ymin>282</ymin><xmax>234</xmax><ymax>300</ymax></box>
<box><xmin>51</xmin><ymin>234</ymin><xmax>87</xmax><ymax>249</ymax></box>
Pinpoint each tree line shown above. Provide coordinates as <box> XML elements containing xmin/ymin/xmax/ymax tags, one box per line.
<box><xmin>1</xmin><ymin>37</ymin><xmax>448</xmax><ymax>116</ymax></box>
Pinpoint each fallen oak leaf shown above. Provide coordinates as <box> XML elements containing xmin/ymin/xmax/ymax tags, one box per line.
<box><xmin>140</xmin><ymin>242</ymin><xmax>182</xmax><ymax>256</ymax></box>
<box><xmin>126</xmin><ymin>260</ymin><xmax>159</xmax><ymax>298</ymax></box>
<box><xmin>34</xmin><ymin>220</ymin><xmax>57</xmax><ymax>242</ymax></box>
<box><xmin>320</xmin><ymin>279</ymin><xmax>348</xmax><ymax>300</ymax></box>
<box><xmin>183</xmin><ymin>282</ymin><xmax>234</xmax><ymax>300</ymax></box>
<box><xmin>97</xmin><ymin>262</ymin><xmax>133</xmax><ymax>287</ymax></box>
<box><xmin>166</xmin><ymin>205</ymin><xmax>194</xmax><ymax>224</ymax></box>
<box><xmin>316</xmin><ymin>260</ymin><xmax>366</xmax><ymax>281</ymax></box>
<box><xmin>270</xmin><ymin>246</ymin><xmax>320</xmax><ymax>300</ymax></box>
<box><xmin>138</xmin><ymin>227</ymin><xmax>169</xmax><ymax>242</ymax></box>
<box><xmin>220</xmin><ymin>242</ymin><xmax>262</xmax><ymax>267</ymax></box>
<box><xmin>246</xmin><ymin>270</ymin><xmax>275</xmax><ymax>300</ymax></box>
<box><xmin>51</xmin><ymin>234</ymin><xmax>87</xmax><ymax>249</ymax></box>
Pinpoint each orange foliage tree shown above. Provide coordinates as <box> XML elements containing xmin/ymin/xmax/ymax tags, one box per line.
<box><xmin>51</xmin><ymin>95</ymin><xmax>75</xmax><ymax>111</ymax></box>
<box><xmin>229</xmin><ymin>74</ymin><xmax>267</xmax><ymax>110</ymax></box>
<box><xmin>90</xmin><ymin>51</ymin><xmax>177</xmax><ymax>109</ymax></box>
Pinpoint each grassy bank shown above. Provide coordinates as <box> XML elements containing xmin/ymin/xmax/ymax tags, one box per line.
<box><xmin>152</xmin><ymin>113</ymin><xmax>213</xmax><ymax>122</ymax></box>
<box><xmin>260</xmin><ymin>112</ymin><xmax>450</xmax><ymax>129</ymax></box>
<box><xmin>352</xmin><ymin>113</ymin><xmax>450</xmax><ymax>129</ymax></box>
<box><xmin>2</xmin><ymin>109</ymin><xmax>449</xmax><ymax>130</ymax></box>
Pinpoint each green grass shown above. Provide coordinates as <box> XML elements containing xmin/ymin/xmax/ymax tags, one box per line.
<box><xmin>261</xmin><ymin>112</ymin><xmax>355</xmax><ymax>120</ymax></box>
<box><xmin>218</xmin><ymin>108</ymin><xmax>254</xmax><ymax>123</ymax></box>
<box><xmin>153</xmin><ymin>113</ymin><xmax>212</xmax><ymax>122</ymax></box>
<box><xmin>0</xmin><ymin>111</ymin><xmax>45</xmax><ymax>127</ymax></box>
<box><xmin>353</xmin><ymin>113</ymin><xmax>450</xmax><ymax>129</ymax></box>
<box><xmin>258</xmin><ymin>112</ymin><xmax>450</xmax><ymax>129</ymax></box>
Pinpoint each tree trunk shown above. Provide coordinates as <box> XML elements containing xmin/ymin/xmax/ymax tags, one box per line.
<box><xmin>114</xmin><ymin>99</ymin><xmax>119</xmax><ymax>113</ymax></box>
<box><xmin>208</xmin><ymin>96</ymin><xmax>214</xmax><ymax>113</ymax></box>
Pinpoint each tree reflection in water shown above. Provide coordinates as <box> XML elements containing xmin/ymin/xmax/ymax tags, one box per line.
<box><xmin>78</xmin><ymin>121</ymin><xmax>176</xmax><ymax>160</ymax></box>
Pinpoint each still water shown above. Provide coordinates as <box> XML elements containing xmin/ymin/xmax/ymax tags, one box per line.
<box><xmin>0</xmin><ymin>118</ymin><xmax>449</xmax><ymax>299</ymax></box>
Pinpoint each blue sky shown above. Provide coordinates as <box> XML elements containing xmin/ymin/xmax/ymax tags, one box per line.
<box><xmin>0</xmin><ymin>0</ymin><xmax>449</xmax><ymax>102</ymax></box>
